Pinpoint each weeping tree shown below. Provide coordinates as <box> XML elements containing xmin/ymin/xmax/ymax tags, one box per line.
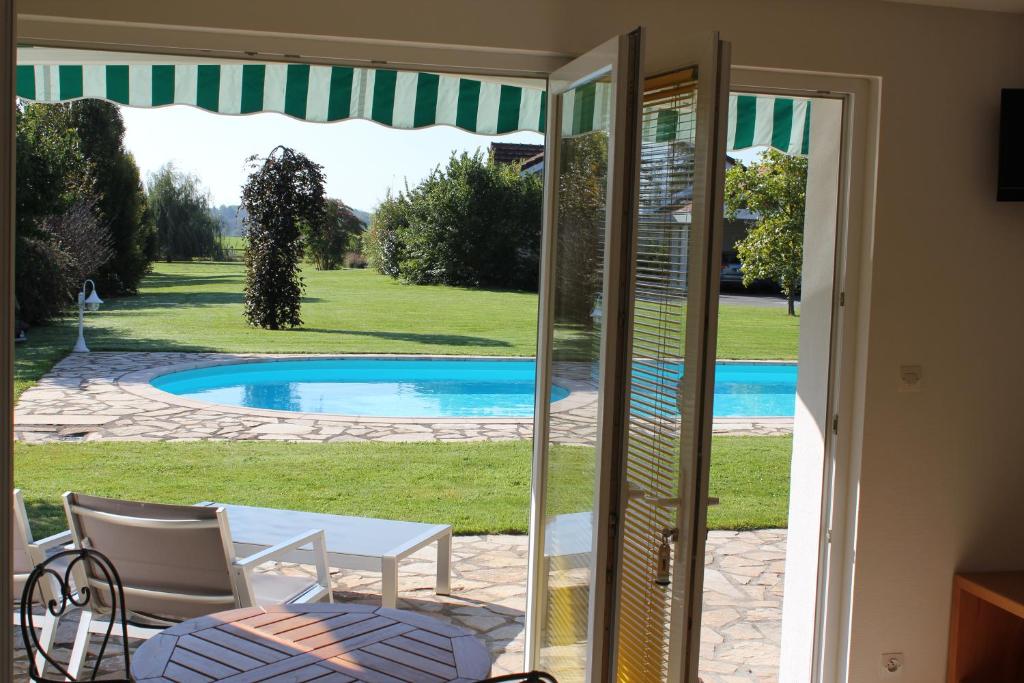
<box><xmin>240</xmin><ymin>147</ymin><xmax>326</xmax><ymax>329</ymax></box>
<box><xmin>148</xmin><ymin>163</ymin><xmax>223</xmax><ymax>261</ymax></box>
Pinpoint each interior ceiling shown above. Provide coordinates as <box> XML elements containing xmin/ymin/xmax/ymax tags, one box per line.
<box><xmin>882</xmin><ymin>0</ymin><xmax>1024</xmax><ymax>12</ymax></box>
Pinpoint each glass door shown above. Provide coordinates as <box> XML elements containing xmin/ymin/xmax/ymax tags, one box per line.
<box><xmin>617</xmin><ymin>36</ymin><xmax>731</xmax><ymax>683</ymax></box>
<box><xmin>525</xmin><ymin>30</ymin><xmax>731</xmax><ymax>683</ymax></box>
<box><xmin>524</xmin><ymin>28</ymin><xmax>645</xmax><ymax>683</ymax></box>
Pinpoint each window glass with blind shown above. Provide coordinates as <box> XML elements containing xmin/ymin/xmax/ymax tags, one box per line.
<box><xmin>614</xmin><ymin>68</ymin><xmax>698</xmax><ymax>682</ymax></box>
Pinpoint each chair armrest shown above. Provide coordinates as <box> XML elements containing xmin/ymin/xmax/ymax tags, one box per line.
<box><xmin>233</xmin><ymin>529</ymin><xmax>326</xmax><ymax>569</ymax></box>
<box><xmin>34</xmin><ymin>530</ymin><xmax>73</xmax><ymax>552</ymax></box>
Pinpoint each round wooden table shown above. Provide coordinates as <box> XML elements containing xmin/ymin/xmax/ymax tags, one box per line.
<box><xmin>131</xmin><ymin>604</ymin><xmax>492</xmax><ymax>682</ymax></box>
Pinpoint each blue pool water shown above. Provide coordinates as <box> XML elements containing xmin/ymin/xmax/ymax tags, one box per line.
<box><xmin>151</xmin><ymin>359</ymin><xmax>797</xmax><ymax>419</ymax></box>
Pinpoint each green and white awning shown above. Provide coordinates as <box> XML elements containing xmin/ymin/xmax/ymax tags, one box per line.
<box><xmin>16</xmin><ymin>63</ymin><xmax>549</xmax><ymax>135</ymax></box>
<box><xmin>727</xmin><ymin>94</ymin><xmax>810</xmax><ymax>156</ymax></box>
<box><xmin>15</xmin><ymin>57</ymin><xmax>810</xmax><ymax>155</ymax></box>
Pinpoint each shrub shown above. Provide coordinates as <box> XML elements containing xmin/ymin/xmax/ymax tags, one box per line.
<box><xmin>343</xmin><ymin>252</ymin><xmax>368</xmax><ymax>269</ymax></box>
<box><xmin>14</xmin><ymin>237</ymin><xmax>76</xmax><ymax>325</ymax></box>
<box><xmin>365</xmin><ymin>191</ymin><xmax>407</xmax><ymax>278</ymax></box>
<box><xmin>38</xmin><ymin>198</ymin><xmax>114</xmax><ymax>282</ymax></box>
<box><xmin>554</xmin><ymin>132</ymin><xmax>608</xmax><ymax>325</ymax></box>
<box><xmin>365</xmin><ymin>152</ymin><xmax>542</xmax><ymax>291</ymax></box>
<box><xmin>241</xmin><ymin>147</ymin><xmax>326</xmax><ymax>330</ymax></box>
<box><xmin>302</xmin><ymin>198</ymin><xmax>364</xmax><ymax>270</ymax></box>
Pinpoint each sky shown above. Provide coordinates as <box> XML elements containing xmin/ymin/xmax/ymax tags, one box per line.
<box><xmin>119</xmin><ymin>104</ymin><xmax>765</xmax><ymax>213</ymax></box>
<box><xmin>120</xmin><ymin>105</ymin><xmax>544</xmax><ymax>213</ymax></box>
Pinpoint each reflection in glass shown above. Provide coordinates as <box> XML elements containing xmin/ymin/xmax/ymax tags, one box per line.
<box><xmin>536</xmin><ymin>78</ymin><xmax>611</xmax><ymax>683</ymax></box>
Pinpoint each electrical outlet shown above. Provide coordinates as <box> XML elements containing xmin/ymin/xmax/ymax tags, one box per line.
<box><xmin>898</xmin><ymin>365</ymin><xmax>922</xmax><ymax>392</ymax></box>
<box><xmin>881</xmin><ymin>652</ymin><xmax>904</xmax><ymax>677</ymax></box>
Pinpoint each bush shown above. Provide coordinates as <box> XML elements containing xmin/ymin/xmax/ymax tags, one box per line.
<box><xmin>365</xmin><ymin>152</ymin><xmax>542</xmax><ymax>291</ymax></box>
<box><xmin>554</xmin><ymin>132</ymin><xmax>608</xmax><ymax>325</ymax></box>
<box><xmin>15</xmin><ymin>237</ymin><xmax>76</xmax><ymax>325</ymax></box>
<box><xmin>343</xmin><ymin>252</ymin><xmax>368</xmax><ymax>269</ymax></box>
<box><xmin>364</xmin><ymin>192</ymin><xmax>407</xmax><ymax>278</ymax></box>
<box><xmin>38</xmin><ymin>198</ymin><xmax>114</xmax><ymax>282</ymax></box>
<box><xmin>302</xmin><ymin>198</ymin><xmax>364</xmax><ymax>270</ymax></box>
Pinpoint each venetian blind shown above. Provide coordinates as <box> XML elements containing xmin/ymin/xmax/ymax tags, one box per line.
<box><xmin>614</xmin><ymin>69</ymin><xmax>697</xmax><ymax>682</ymax></box>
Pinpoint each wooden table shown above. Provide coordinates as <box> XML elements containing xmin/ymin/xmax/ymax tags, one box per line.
<box><xmin>947</xmin><ymin>571</ymin><xmax>1024</xmax><ymax>683</ymax></box>
<box><xmin>198</xmin><ymin>502</ymin><xmax>452</xmax><ymax>609</ymax></box>
<box><xmin>131</xmin><ymin>604</ymin><xmax>492</xmax><ymax>683</ymax></box>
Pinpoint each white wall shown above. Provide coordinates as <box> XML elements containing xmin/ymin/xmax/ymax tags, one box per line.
<box><xmin>18</xmin><ymin>1</ymin><xmax>1024</xmax><ymax>680</ymax></box>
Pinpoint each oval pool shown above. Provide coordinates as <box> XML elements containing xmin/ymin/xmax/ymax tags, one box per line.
<box><xmin>150</xmin><ymin>358</ymin><xmax>797</xmax><ymax>419</ymax></box>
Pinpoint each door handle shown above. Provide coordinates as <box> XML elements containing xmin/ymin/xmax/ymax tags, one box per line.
<box><xmin>625</xmin><ymin>481</ymin><xmax>679</xmax><ymax>509</ymax></box>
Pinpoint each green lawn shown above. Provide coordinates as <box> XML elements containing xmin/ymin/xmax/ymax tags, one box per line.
<box><xmin>218</xmin><ymin>235</ymin><xmax>248</xmax><ymax>250</ymax></box>
<box><xmin>15</xmin><ymin>436</ymin><xmax>791</xmax><ymax>537</ymax></box>
<box><xmin>14</xmin><ymin>261</ymin><xmax>799</xmax><ymax>398</ymax></box>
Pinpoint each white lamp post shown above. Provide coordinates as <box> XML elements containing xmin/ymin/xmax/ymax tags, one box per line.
<box><xmin>72</xmin><ymin>279</ymin><xmax>103</xmax><ymax>353</ymax></box>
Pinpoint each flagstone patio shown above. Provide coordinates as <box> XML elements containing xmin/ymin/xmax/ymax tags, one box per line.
<box><xmin>13</xmin><ymin>530</ymin><xmax>785</xmax><ymax>682</ymax></box>
<box><xmin>15</xmin><ymin>352</ymin><xmax>793</xmax><ymax>444</ymax></box>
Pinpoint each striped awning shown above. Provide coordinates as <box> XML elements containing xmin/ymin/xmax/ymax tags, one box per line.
<box><xmin>15</xmin><ymin>59</ymin><xmax>810</xmax><ymax>154</ymax></box>
<box><xmin>727</xmin><ymin>94</ymin><xmax>810</xmax><ymax>156</ymax></box>
<box><xmin>16</xmin><ymin>63</ymin><xmax>549</xmax><ymax>135</ymax></box>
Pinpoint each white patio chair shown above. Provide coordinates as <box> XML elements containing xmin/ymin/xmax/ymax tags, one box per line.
<box><xmin>12</xmin><ymin>488</ymin><xmax>74</xmax><ymax>677</ymax></box>
<box><xmin>62</xmin><ymin>492</ymin><xmax>333</xmax><ymax>679</ymax></box>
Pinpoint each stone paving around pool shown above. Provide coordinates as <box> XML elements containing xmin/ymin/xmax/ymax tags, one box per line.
<box><xmin>15</xmin><ymin>352</ymin><xmax>793</xmax><ymax>444</ymax></box>
<box><xmin>14</xmin><ymin>530</ymin><xmax>786</xmax><ymax>682</ymax></box>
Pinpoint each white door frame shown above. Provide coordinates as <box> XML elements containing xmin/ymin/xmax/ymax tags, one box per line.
<box><xmin>729</xmin><ymin>67</ymin><xmax>880</xmax><ymax>683</ymax></box>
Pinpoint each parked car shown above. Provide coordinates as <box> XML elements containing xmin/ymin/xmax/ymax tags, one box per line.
<box><xmin>720</xmin><ymin>261</ymin><xmax>744</xmax><ymax>286</ymax></box>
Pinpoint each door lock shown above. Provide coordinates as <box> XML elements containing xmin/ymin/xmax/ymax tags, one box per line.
<box><xmin>656</xmin><ymin>527</ymin><xmax>679</xmax><ymax>586</ymax></box>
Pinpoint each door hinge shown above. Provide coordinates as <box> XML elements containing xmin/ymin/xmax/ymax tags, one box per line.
<box><xmin>839</xmin><ymin>291</ymin><xmax>845</xmax><ymax>306</ymax></box>
<box><xmin>826</xmin><ymin>528</ymin><xmax>832</xmax><ymax>544</ymax></box>
<box><xmin>831</xmin><ymin>414</ymin><xmax>839</xmax><ymax>434</ymax></box>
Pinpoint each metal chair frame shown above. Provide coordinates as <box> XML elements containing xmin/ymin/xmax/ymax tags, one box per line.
<box><xmin>477</xmin><ymin>673</ymin><xmax>559</xmax><ymax>683</ymax></box>
<box><xmin>20</xmin><ymin>547</ymin><xmax>131</xmax><ymax>682</ymax></box>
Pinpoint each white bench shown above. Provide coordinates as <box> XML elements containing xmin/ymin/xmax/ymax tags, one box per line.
<box><xmin>197</xmin><ymin>502</ymin><xmax>452</xmax><ymax>608</ymax></box>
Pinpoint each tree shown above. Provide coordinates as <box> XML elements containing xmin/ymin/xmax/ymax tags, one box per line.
<box><xmin>15</xmin><ymin>103</ymin><xmax>92</xmax><ymax>236</ymax></box>
<box><xmin>302</xmin><ymin>198</ymin><xmax>364</xmax><ymax>270</ymax></box>
<box><xmin>39</xmin><ymin>199</ymin><xmax>115</xmax><ymax>282</ymax></box>
<box><xmin>63</xmin><ymin>101</ymin><xmax>155</xmax><ymax>294</ymax></box>
<box><xmin>365</xmin><ymin>152</ymin><xmax>542</xmax><ymax>291</ymax></box>
<box><xmin>724</xmin><ymin>148</ymin><xmax>807</xmax><ymax>315</ymax></box>
<box><xmin>14</xmin><ymin>102</ymin><xmax>94</xmax><ymax>323</ymax></box>
<box><xmin>147</xmin><ymin>164</ymin><xmax>224</xmax><ymax>261</ymax></box>
<box><xmin>240</xmin><ymin>147</ymin><xmax>326</xmax><ymax>329</ymax></box>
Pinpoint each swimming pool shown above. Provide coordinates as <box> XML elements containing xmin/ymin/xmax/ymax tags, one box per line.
<box><xmin>150</xmin><ymin>358</ymin><xmax>797</xmax><ymax>419</ymax></box>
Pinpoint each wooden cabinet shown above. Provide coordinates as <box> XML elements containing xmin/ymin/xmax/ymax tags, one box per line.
<box><xmin>947</xmin><ymin>572</ymin><xmax>1024</xmax><ymax>683</ymax></box>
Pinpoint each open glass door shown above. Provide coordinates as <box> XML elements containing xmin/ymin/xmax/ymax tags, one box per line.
<box><xmin>525</xmin><ymin>29</ymin><xmax>730</xmax><ymax>683</ymax></box>
<box><xmin>617</xmin><ymin>37</ymin><xmax>731</xmax><ymax>683</ymax></box>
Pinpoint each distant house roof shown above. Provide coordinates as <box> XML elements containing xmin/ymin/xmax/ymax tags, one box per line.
<box><xmin>489</xmin><ymin>142</ymin><xmax>545</xmax><ymax>166</ymax></box>
<box><xmin>520</xmin><ymin>152</ymin><xmax>545</xmax><ymax>175</ymax></box>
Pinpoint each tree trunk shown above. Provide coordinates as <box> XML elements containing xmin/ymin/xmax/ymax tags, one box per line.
<box><xmin>787</xmin><ymin>291</ymin><xmax>796</xmax><ymax>316</ymax></box>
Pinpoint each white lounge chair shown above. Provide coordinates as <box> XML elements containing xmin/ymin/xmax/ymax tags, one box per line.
<box><xmin>12</xmin><ymin>488</ymin><xmax>74</xmax><ymax>677</ymax></box>
<box><xmin>61</xmin><ymin>492</ymin><xmax>334</xmax><ymax>679</ymax></box>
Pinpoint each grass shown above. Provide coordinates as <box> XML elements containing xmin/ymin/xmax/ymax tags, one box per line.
<box><xmin>14</xmin><ymin>435</ymin><xmax>792</xmax><ymax>537</ymax></box>
<box><xmin>218</xmin><ymin>235</ymin><xmax>248</xmax><ymax>250</ymax></box>
<box><xmin>14</xmin><ymin>261</ymin><xmax>799</xmax><ymax>398</ymax></box>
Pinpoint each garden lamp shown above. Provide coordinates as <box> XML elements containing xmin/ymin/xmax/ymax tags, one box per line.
<box><xmin>73</xmin><ymin>279</ymin><xmax>103</xmax><ymax>353</ymax></box>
